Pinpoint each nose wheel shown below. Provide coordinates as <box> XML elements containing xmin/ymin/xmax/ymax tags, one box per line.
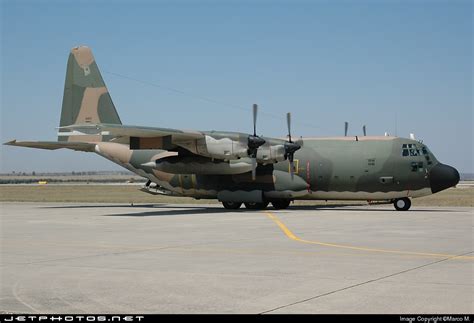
<box><xmin>394</xmin><ymin>197</ymin><xmax>411</xmax><ymax>211</ymax></box>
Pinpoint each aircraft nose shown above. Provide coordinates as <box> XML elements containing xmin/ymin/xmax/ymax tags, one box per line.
<box><xmin>429</xmin><ymin>163</ymin><xmax>460</xmax><ymax>194</ymax></box>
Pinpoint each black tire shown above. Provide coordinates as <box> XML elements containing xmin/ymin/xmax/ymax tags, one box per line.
<box><xmin>394</xmin><ymin>197</ymin><xmax>411</xmax><ymax>211</ymax></box>
<box><xmin>222</xmin><ymin>201</ymin><xmax>242</xmax><ymax>210</ymax></box>
<box><xmin>271</xmin><ymin>200</ymin><xmax>291</xmax><ymax>210</ymax></box>
<box><xmin>244</xmin><ymin>202</ymin><xmax>269</xmax><ymax>210</ymax></box>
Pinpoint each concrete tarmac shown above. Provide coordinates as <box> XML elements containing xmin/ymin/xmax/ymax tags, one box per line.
<box><xmin>1</xmin><ymin>202</ymin><xmax>472</xmax><ymax>314</ymax></box>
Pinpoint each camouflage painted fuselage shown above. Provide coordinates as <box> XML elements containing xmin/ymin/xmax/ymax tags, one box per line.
<box><xmin>94</xmin><ymin>134</ymin><xmax>438</xmax><ymax>201</ymax></box>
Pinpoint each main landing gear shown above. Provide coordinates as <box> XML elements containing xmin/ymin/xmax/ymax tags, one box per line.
<box><xmin>221</xmin><ymin>199</ymin><xmax>291</xmax><ymax>210</ymax></box>
<box><xmin>271</xmin><ymin>199</ymin><xmax>291</xmax><ymax>209</ymax></box>
<box><xmin>393</xmin><ymin>197</ymin><xmax>411</xmax><ymax>211</ymax></box>
<box><xmin>244</xmin><ymin>202</ymin><xmax>269</xmax><ymax>210</ymax></box>
<box><xmin>222</xmin><ymin>201</ymin><xmax>242</xmax><ymax>210</ymax></box>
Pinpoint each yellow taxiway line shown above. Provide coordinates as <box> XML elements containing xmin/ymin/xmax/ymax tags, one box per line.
<box><xmin>264</xmin><ymin>211</ymin><xmax>474</xmax><ymax>260</ymax></box>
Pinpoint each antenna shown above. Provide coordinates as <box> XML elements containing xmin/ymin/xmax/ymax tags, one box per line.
<box><xmin>395</xmin><ymin>110</ymin><xmax>398</xmax><ymax>137</ymax></box>
<box><xmin>252</xmin><ymin>104</ymin><xmax>257</xmax><ymax>136</ymax></box>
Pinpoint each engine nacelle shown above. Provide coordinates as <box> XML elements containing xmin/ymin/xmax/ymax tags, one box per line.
<box><xmin>178</xmin><ymin>135</ymin><xmax>287</xmax><ymax>163</ymax></box>
<box><xmin>178</xmin><ymin>136</ymin><xmax>248</xmax><ymax>160</ymax></box>
<box><xmin>256</xmin><ymin>144</ymin><xmax>286</xmax><ymax>164</ymax></box>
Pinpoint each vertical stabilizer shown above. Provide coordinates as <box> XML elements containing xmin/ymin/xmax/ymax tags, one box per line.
<box><xmin>58</xmin><ymin>46</ymin><xmax>121</xmax><ymax>142</ymax></box>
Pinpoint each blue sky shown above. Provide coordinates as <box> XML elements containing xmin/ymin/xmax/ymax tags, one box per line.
<box><xmin>1</xmin><ymin>0</ymin><xmax>472</xmax><ymax>173</ymax></box>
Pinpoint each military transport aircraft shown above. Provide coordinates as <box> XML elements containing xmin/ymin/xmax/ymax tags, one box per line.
<box><xmin>5</xmin><ymin>46</ymin><xmax>460</xmax><ymax>210</ymax></box>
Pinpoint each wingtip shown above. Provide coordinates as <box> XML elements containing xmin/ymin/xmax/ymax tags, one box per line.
<box><xmin>3</xmin><ymin>139</ymin><xmax>17</xmax><ymax>146</ymax></box>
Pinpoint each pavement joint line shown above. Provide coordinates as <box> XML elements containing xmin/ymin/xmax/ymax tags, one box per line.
<box><xmin>264</xmin><ymin>211</ymin><xmax>474</xmax><ymax>260</ymax></box>
<box><xmin>12</xmin><ymin>280</ymin><xmax>42</xmax><ymax>313</ymax></box>
<box><xmin>8</xmin><ymin>236</ymin><xmax>270</xmax><ymax>266</ymax></box>
<box><xmin>259</xmin><ymin>250</ymin><xmax>474</xmax><ymax>314</ymax></box>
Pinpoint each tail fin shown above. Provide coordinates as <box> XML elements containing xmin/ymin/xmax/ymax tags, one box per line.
<box><xmin>58</xmin><ymin>46</ymin><xmax>121</xmax><ymax>142</ymax></box>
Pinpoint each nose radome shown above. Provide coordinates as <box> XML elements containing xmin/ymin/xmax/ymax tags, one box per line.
<box><xmin>429</xmin><ymin>163</ymin><xmax>460</xmax><ymax>194</ymax></box>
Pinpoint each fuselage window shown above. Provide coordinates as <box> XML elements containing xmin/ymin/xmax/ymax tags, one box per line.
<box><xmin>410</xmin><ymin>161</ymin><xmax>424</xmax><ymax>172</ymax></box>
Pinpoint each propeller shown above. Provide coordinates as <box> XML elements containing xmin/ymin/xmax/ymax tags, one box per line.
<box><xmin>363</xmin><ymin>125</ymin><xmax>366</xmax><ymax>136</ymax></box>
<box><xmin>284</xmin><ymin>112</ymin><xmax>301</xmax><ymax>179</ymax></box>
<box><xmin>344</xmin><ymin>121</ymin><xmax>349</xmax><ymax>136</ymax></box>
<box><xmin>247</xmin><ymin>104</ymin><xmax>265</xmax><ymax>180</ymax></box>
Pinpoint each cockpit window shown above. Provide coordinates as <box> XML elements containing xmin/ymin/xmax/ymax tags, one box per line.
<box><xmin>421</xmin><ymin>146</ymin><xmax>433</xmax><ymax>165</ymax></box>
<box><xmin>402</xmin><ymin>143</ymin><xmax>420</xmax><ymax>157</ymax></box>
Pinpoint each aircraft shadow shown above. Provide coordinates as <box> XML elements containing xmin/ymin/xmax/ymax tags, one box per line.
<box><xmin>284</xmin><ymin>205</ymin><xmax>460</xmax><ymax>213</ymax></box>
<box><xmin>102</xmin><ymin>206</ymin><xmax>241</xmax><ymax>217</ymax></box>
<box><xmin>41</xmin><ymin>203</ymin><xmax>241</xmax><ymax>217</ymax></box>
<box><xmin>40</xmin><ymin>203</ymin><xmax>460</xmax><ymax>216</ymax></box>
<box><xmin>42</xmin><ymin>204</ymin><xmax>167</xmax><ymax>209</ymax></box>
<box><xmin>108</xmin><ymin>204</ymin><xmax>460</xmax><ymax>217</ymax></box>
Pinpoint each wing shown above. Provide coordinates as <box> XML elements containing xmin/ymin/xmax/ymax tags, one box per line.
<box><xmin>22</xmin><ymin>123</ymin><xmax>291</xmax><ymax>166</ymax></box>
<box><xmin>4</xmin><ymin>140</ymin><xmax>96</xmax><ymax>152</ymax></box>
<box><xmin>58</xmin><ymin>123</ymin><xmax>291</xmax><ymax>164</ymax></box>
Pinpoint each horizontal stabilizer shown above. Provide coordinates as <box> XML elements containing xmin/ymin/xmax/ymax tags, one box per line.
<box><xmin>4</xmin><ymin>140</ymin><xmax>96</xmax><ymax>152</ymax></box>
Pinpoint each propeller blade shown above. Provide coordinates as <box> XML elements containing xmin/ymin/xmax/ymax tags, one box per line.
<box><xmin>251</xmin><ymin>157</ymin><xmax>257</xmax><ymax>181</ymax></box>
<box><xmin>253</xmin><ymin>104</ymin><xmax>258</xmax><ymax>136</ymax></box>
<box><xmin>287</xmin><ymin>112</ymin><xmax>292</xmax><ymax>142</ymax></box>
<box><xmin>344</xmin><ymin>121</ymin><xmax>348</xmax><ymax>137</ymax></box>
<box><xmin>247</xmin><ymin>103</ymin><xmax>265</xmax><ymax>178</ymax></box>
<box><xmin>363</xmin><ymin>125</ymin><xmax>366</xmax><ymax>136</ymax></box>
<box><xmin>283</xmin><ymin>111</ymin><xmax>301</xmax><ymax>180</ymax></box>
<box><xmin>284</xmin><ymin>141</ymin><xmax>301</xmax><ymax>180</ymax></box>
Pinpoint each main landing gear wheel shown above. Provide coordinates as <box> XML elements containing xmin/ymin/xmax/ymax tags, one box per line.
<box><xmin>222</xmin><ymin>201</ymin><xmax>242</xmax><ymax>209</ymax></box>
<box><xmin>394</xmin><ymin>197</ymin><xmax>411</xmax><ymax>211</ymax></box>
<box><xmin>271</xmin><ymin>200</ymin><xmax>291</xmax><ymax>210</ymax></box>
<box><xmin>244</xmin><ymin>202</ymin><xmax>269</xmax><ymax>210</ymax></box>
